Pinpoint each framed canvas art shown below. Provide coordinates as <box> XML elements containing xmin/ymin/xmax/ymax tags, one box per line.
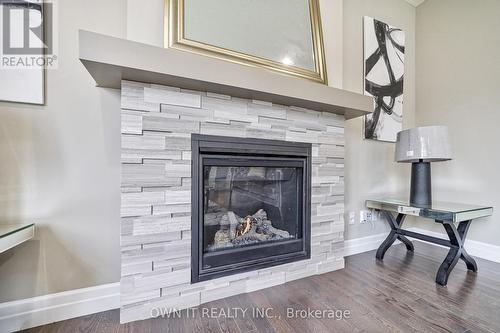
<box><xmin>363</xmin><ymin>16</ymin><xmax>405</xmax><ymax>142</ymax></box>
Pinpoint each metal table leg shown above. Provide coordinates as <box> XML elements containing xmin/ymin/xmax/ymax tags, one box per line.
<box><xmin>436</xmin><ymin>220</ymin><xmax>477</xmax><ymax>286</ymax></box>
<box><xmin>376</xmin><ymin>211</ymin><xmax>414</xmax><ymax>260</ymax></box>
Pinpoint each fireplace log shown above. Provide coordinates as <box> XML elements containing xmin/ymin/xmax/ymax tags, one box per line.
<box><xmin>242</xmin><ymin>217</ymin><xmax>252</xmax><ymax>235</ymax></box>
<box><xmin>214</xmin><ymin>230</ymin><xmax>231</xmax><ymax>245</ymax></box>
<box><xmin>264</xmin><ymin>224</ymin><xmax>290</xmax><ymax>239</ymax></box>
<box><xmin>252</xmin><ymin>209</ymin><xmax>268</xmax><ymax>224</ymax></box>
<box><xmin>209</xmin><ymin>209</ymin><xmax>292</xmax><ymax>251</ymax></box>
<box><xmin>232</xmin><ymin>231</ymin><xmax>269</xmax><ymax>245</ymax></box>
<box><xmin>227</xmin><ymin>211</ymin><xmax>240</xmax><ymax>238</ymax></box>
<box><xmin>236</xmin><ymin>216</ymin><xmax>252</xmax><ymax>237</ymax></box>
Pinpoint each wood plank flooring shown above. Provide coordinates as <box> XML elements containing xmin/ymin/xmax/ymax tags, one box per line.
<box><xmin>21</xmin><ymin>241</ymin><xmax>500</xmax><ymax>333</ymax></box>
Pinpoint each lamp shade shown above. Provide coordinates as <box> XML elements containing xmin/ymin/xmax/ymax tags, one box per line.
<box><xmin>395</xmin><ymin>126</ymin><xmax>452</xmax><ymax>163</ymax></box>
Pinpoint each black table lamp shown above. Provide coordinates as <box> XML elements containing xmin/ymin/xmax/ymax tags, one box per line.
<box><xmin>395</xmin><ymin>126</ymin><xmax>452</xmax><ymax>207</ymax></box>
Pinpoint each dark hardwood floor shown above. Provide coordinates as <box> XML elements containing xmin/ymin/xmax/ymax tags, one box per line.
<box><xmin>22</xmin><ymin>241</ymin><xmax>500</xmax><ymax>333</ymax></box>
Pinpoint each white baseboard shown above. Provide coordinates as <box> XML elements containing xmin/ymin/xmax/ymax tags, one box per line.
<box><xmin>344</xmin><ymin>233</ymin><xmax>400</xmax><ymax>256</ymax></box>
<box><xmin>344</xmin><ymin>228</ymin><xmax>500</xmax><ymax>264</ymax></box>
<box><xmin>408</xmin><ymin>227</ymin><xmax>500</xmax><ymax>263</ymax></box>
<box><xmin>0</xmin><ymin>283</ymin><xmax>120</xmax><ymax>333</ymax></box>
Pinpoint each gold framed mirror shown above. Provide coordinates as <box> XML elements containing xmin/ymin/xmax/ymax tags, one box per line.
<box><xmin>164</xmin><ymin>0</ymin><xmax>328</xmax><ymax>84</ymax></box>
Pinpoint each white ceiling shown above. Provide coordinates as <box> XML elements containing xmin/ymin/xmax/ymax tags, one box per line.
<box><xmin>404</xmin><ymin>0</ymin><xmax>426</xmax><ymax>7</ymax></box>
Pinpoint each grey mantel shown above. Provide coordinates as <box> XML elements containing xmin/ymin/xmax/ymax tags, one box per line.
<box><xmin>78</xmin><ymin>30</ymin><xmax>373</xmax><ymax>119</ymax></box>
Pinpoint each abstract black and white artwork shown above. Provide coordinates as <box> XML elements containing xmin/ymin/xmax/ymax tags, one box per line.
<box><xmin>363</xmin><ymin>16</ymin><xmax>405</xmax><ymax>142</ymax></box>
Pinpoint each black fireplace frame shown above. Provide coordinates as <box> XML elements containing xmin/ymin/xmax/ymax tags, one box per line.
<box><xmin>191</xmin><ymin>134</ymin><xmax>312</xmax><ymax>283</ymax></box>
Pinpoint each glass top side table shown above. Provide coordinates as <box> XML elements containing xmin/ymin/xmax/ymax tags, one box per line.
<box><xmin>0</xmin><ymin>223</ymin><xmax>35</xmax><ymax>254</ymax></box>
<box><xmin>366</xmin><ymin>198</ymin><xmax>493</xmax><ymax>286</ymax></box>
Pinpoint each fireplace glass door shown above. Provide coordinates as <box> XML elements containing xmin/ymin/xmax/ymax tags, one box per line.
<box><xmin>192</xmin><ymin>135</ymin><xmax>311</xmax><ymax>282</ymax></box>
<box><xmin>204</xmin><ymin>163</ymin><xmax>302</xmax><ymax>253</ymax></box>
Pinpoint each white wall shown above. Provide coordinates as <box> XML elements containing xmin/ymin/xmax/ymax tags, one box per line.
<box><xmin>0</xmin><ymin>0</ymin><xmax>126</xmax><ymax>302</ymax></box>
<box><xmin>126</xmin><ymin>0</ymin><xmax>163</xmax><ymax>46</ymax></box>
<box><xmin>411</xmin><ymin>0</ymin><xmax>500</xmax><ymax>246</ymax></box>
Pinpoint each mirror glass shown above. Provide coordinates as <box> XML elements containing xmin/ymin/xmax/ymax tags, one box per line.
<box><xmin>183</xmin><ymin>0</ymin><xmax>316</xmax><ymax>71</ymax></box>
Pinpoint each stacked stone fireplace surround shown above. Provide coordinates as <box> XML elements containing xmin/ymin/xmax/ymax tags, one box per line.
<box><xmin>120</xmin><ymin>80</ymin><xmax>345</xmax><ymax>323</ymax></box>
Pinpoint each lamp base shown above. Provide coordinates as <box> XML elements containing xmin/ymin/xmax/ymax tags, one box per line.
<box><xmin>410</xmin><ymin>161</ymin><xmax>432</xmax><ymax>207</ymax></box>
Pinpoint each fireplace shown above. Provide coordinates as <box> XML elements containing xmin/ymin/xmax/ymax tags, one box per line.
<box><xmin>191</xmin><ymin>134</ymin><xmax>311</xmax><ymax>282</ymax></box>
<box><xmin>118</xmin><ymin>80</ymin><xmax>347</xmax><ymax>322</ymax></box>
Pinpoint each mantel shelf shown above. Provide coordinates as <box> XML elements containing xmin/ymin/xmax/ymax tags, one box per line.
<box><xmin>78</xmin><ymin>30</ymin><xmax>373</xmax><ymax>119</ymax></box>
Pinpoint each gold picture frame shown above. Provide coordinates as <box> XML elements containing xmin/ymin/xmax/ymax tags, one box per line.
<box><xmin>164</xmin><ymin>0</ymin><xmax>328</xmax><ymax>84</ymax></box>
